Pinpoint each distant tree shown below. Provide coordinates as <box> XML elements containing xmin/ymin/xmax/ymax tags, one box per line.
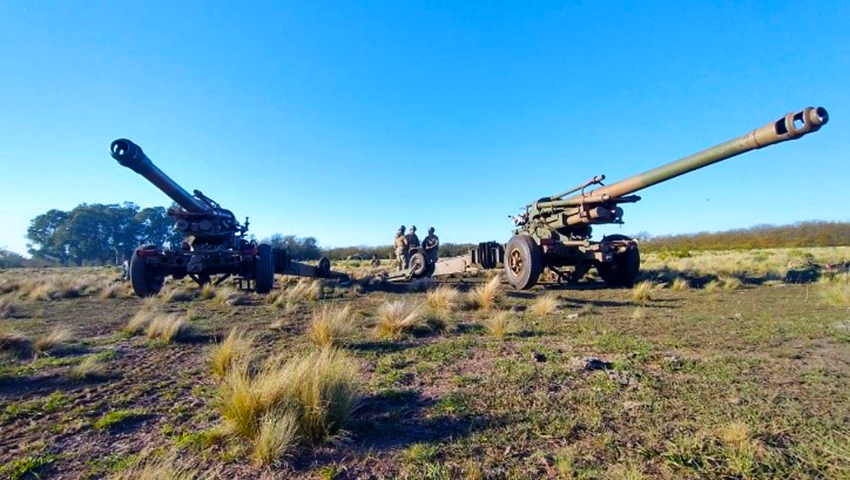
<box><xmin>261</xmin><ymin>234</ymin><xmax>322</xmax><ymax>260</ymax></box>
<box><xmin>26</xmin><ymin>203</ymin><xmax>178</xmax><ymax>265</ymax></box>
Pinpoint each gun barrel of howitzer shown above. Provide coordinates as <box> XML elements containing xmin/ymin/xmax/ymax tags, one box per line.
<box><xmin>110</xmin><ymin>139</ymin><xmax>208</xmax><ymax>214</ymax></box>
<box><xmin>570</xmin><ymin>106</ymin><xmax>829</xmax><ymax>201</ymax></box>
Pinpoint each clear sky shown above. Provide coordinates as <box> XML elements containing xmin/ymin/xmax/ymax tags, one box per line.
<box><xmin>0</xmin><ymin>1</ymin><xmax>847</xmax><ymax>255</ymax></box>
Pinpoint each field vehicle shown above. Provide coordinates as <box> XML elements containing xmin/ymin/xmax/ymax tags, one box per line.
<box><xmin>110</xmin><ymin>139</ymin><xmax>346</xmax><ymax>297</ymax></box>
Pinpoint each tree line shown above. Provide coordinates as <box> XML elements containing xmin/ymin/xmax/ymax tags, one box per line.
<box><xmin>15</xmin><ymin>203</ymin><xmax>850</xmax><ymax>267</ymax></box>
<box><xmin>640</xmin><ymin>221</ymin><xmax>850</xmax><ymax>252</ymax></box>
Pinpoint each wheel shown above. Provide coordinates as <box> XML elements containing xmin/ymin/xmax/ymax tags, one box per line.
<box><xmin>317</xmin><ymin>257</ymin><xmax>331</xmax><ymax>278</ymax></box>
<box><xmin>130</xmin><ymin>247</ymin><xmax>164</xmax><ymax>297</ymax></box>
<box><xmin>505</xmin><ymin>235</ymin><xmax>542</xmax><ymax>290</ymax></box>
<box><xmin>408</xmin><ymin>251</ymin><xmax>428</xmax><ymax>277</ymax></box>
<box><xmin>255</xmin><ymin>244</ymin><xmax>274</xmax><ymax>293</ymax></box>
<box><xmin>596</xmin><ymin>234</ymin><xmax>640</xmax><ymax>287</ymax></box>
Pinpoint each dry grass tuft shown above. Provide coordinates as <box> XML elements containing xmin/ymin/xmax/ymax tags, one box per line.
<box><xmin>426</xmin><ymin>285</ymin><xmax>461</xmax><ymax>313</ymax></box>
<box><xmin>26</xmin><ymin>279</ymin><xmax>82</xmax><ymax>302</ymax></box>
<box><xmin>165</xmin><ymin>287</ymin><xmax>197</xmax><ymax>303</ymax></box>
<box><xmin>631</xmin><ymin>281</ymin><xmax>654</xmax><ymax>304</ymax></box>
<box><xmin>124</xmin><ymin>309</ymin><xmax>156</xmax><ymax>336</ymax></box>
<box><xmin>704</xmin><ymin>280</ymin><xmax>721</xmax><ymax>292</ymax></box>
<box><xmin>484</xmin><ymin>312</ymin><xmax>516</xmax><ymax>340</ymax></box>
<box><xmin>33</xmin><ymin>326</ymin><xmax>73</xmax><ymax>356</ymax></box>
<box><xmin>111</xmin><ymin>452</ymin><xmax>198</xmax><ymax>480</ymax></box>
<box><xmin>306</xmin><ymin>280</ymin><xmax>324</xmax><ymax>302</ymax></box>
<box><xmin>819</xmin><ymin>281</ymin><xmax>850</xmax><ymax>307</ymax></box>
<box><xmin>146</xmin><ymin>313</ymin><xmax>193</xmax><ymax>343</ymax></box>
<box><xmin>200</xmin><ymin>284</ymin><xmax>217</xmax><ymax>300</ymax></box>
<box><xmin>0</xmin><ymin>321</ymin><xmax>32</xmax><ymax>356</ymax></box>
<box><xmin>98</xmin><ymin>283</ymin><xmax>123</xmax><ymax>300</ymax></box>
<box><xmin>217</xmin><ymin>347</ymin><xmax>361</xmax><ymax>461</ymax></box>
<box><xmin>720</xmin><ymin>421</ymin><xmax>751</xmax><ymax>446</ymax></box>
<box><xmin>530</xmin><ymin>293</ymin><xmax>560</xmax><ymax>316</ymax></box>
<box><xmin>375</xmin><ymin>300</ymin><xmax>423</xmax><ymax>339</ymax></box>
<box><xmin>721</xmin><ymin>276</ymin><xmax>742</xmax><ymax>290</ymax></box>
<box><xmin>467</xmin><ymin>275</ymin><xmax>502</xmax><ymax>311</ymax></box>
<box><xmin>309</xmin><ymin>305</ymin><xmax>357</xmax><ymax>347</ymax></box>
<box><xmin>671</xmin><ymin>277</ymin><xmax>691</xmax><ymax>291</ymax></box>
<box><xmin>70</xmin><ymin>354</ymin><xmax>109</xmax><ymax>380</ymax></box>
<box><xmin>253</xmin><ymin>412</ymin><xmax>298</xmax><ymax>466</ymax></box>
<box><xmin>211</xmin><ymin>328</ymin><xmax>254</xmax><ymax>378</ymax></box>
<box><xmin>212</xmin><ymin>286</ymin><xmax>250</xmax><ymax>307</ymax></box>
<box><xmin>0</xmin><ymin>296</ymin><xmax>19</xmax><ymax>319</ymax></box>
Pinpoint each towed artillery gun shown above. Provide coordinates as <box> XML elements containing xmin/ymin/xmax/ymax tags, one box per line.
<box><xmin>388</xmin><ymin>107</ymin><xmax>830</xmax><ymax>289</ymax></box>
<box><xmin>110</xmin><ymin>139</ymin><xmax>346</xmax><ymax>297</ymax></box>
<box><xmin>503</xmin><ymin>106</ymin><xmax>829</xmax><ymax>289</ymax></box>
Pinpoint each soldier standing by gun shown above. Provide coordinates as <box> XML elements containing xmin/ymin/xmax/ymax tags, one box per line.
<box><xmin>423</xmin><ymin>227</ymin><xmax>439</xmax><ymax>263</ymax></box>
<box><xmin>406</xmin><ymin>225</ymin><xmax>420</xmax><ymax>248</ymax></box>
<box><xmin>394</xmin><ymin>226</ymin><xmax>408</xmax><ymax>270</ymax></box>
<box><xmin>405</xmin><ymin>226</ymin><xmax>420</xmax><ymax>269</ymax></box>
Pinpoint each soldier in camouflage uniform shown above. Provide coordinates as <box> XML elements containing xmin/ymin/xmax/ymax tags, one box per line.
<box><xmin>422</xmin><ymin>227</ymin><xmax>439</xmax><ymax>264</ymax></box>
<box><xmin>394</xmin><ymin>226</ymin><xmax>408</xmax><ymax>270</ymax></box>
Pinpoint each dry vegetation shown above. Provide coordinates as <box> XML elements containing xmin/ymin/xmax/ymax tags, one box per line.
<box><xmin>0</xmin><ymin>249</ymin><xmax>848</xmax><ymax>479</ymax></box>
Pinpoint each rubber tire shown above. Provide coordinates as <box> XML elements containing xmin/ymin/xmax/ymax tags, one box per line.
<box><xmin>596</xmin><ymin>234</ymin><xmax>640</xmax><ymax>287</ymax></box>
<box><xmin>255</xmin><ymin>244</ymin><xmax>274</xmax><ymax>294</ymax></box>
<box><xmin>318</xmin><ymin>257</ymin><xmax>331</xmax><ymax>278</ymax></box>
<box><xmin>505</xmin><ymin>235</ymin><xmax>543</xmax><ymax>290</ymax></box>
<box><xmin>408</xmin><ymin>251</ymin><xmax>428</xmax><ymax>277</ymax></box>
<box><xmin>130</xmin><ymin>248</ymin><xmax>164</xmax><ymax>297</ymax></box>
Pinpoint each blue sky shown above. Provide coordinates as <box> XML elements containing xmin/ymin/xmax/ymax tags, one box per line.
<box><xmin>0</xmin><ymin>1</ymin><xmax>847</xmax><ymax>255</ymax></box>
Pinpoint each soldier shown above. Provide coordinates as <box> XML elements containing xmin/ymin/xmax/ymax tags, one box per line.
<box><xmin>406</xmin><ymin>225</ymin><xmax>420</xmax><ymax>249</ymax></box>
<box><xmin>422</xmin><ymin>227</ymin><xmax>439</xmax><ymax>263</ymax></box>
<box><xmin>394</xmin><ymin>226</ymin><xmax>408</xmax><ymax>270</ymax></box>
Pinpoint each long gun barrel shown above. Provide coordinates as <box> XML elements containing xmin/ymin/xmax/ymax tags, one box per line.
<box><xmin>568</xmin><ymin>106</ymin><xmax>828</xmax><ymax>203</ymax></box>
<box><xmin>110</xmin><ymin>139</ymin><xmax>208</xmax><ymax>214</ymax></box>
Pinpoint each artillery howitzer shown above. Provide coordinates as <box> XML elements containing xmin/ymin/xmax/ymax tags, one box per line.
<box><xmin>503</xmin><ymin>106</ymin><xmax>829</xmax><ymax>289</ymax></box>
<box><xmin>110</xmin><ymin>139</ymin><xmax>346</xmax><ymax>297</ymax></box>
<box><xmin>386</xmin><ymin>106</ymin><xmax>829</xmax><ymax>288</ymax></box>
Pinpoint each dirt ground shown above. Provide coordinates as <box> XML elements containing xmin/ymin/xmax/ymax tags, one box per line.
<box><xmin>0</xmin><ymin>268</ymin><xmax>848</xmax><ymax>479</ymax></box>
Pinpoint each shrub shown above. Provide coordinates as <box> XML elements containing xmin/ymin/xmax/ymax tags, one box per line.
<box><xmin>375</xmin><ymin>300</ymin><xmax>423</xmax><ymax>339</ymax></box>
<box><xmin>211</xmin><ymin>328</ymin><xmax>254</xmax><ymax>378</ymax></box>
<box><xmin>530</xmin><ymin>293</ymin><xmax>560</xmax><ymax>316</ymax></box>
<box><xmin>484</xmin><ymin>312</ymin><xmax>515</xmax><ymax>340</ymax></box>
<box><xmin>146</xmin><ymin>314</ymin><xmax>193</xmax><ymax>343</ymax></box>
<box><xmin>467</xmin><ymin>276</ymin><xmax>502</xmax><ymax>311</ymax></box>
<box><xmin>309</xmin><ymin>305</ymin><xmax>356</xmax><ymax>347</ymax></box>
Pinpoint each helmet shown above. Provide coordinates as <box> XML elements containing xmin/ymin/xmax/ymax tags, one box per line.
<box><xmin>410</xmin><ymin>225</ymin><xmax>417</xmax><ymax>232</ymax></box>
<box><xmin>399</xmin><ymin>225</ymin><xmax>406</xmax><ymax>233</ymax></box>
<box><xmin>428</xmin><ymin>227</ymin><xmax>435</xmax><ymax>234</ymax></box>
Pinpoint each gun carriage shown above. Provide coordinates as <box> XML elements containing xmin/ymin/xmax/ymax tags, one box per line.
<box><xmin>110</xmin><ymin>139</ymin><xmax>345</xmax><ymax>297</ymax></box>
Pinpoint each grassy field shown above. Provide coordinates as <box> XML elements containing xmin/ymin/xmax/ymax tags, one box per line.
<box><xmin>0</xmin><ymin>248</ymin><xmax>848</xmax><ymax>479</ymax></box>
